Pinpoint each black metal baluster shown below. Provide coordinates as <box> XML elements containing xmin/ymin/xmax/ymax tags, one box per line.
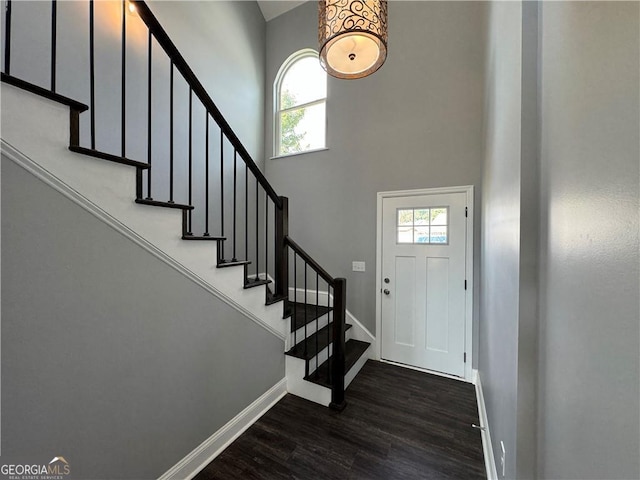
<box><xmin>327</xmin><ymin>284</ymin><xmax>332</xmax><ymax>383</ymax></box>
<box><xmin>204</xmin><ymin>113</ymin><xmax>209</xmax><ymax>236</ymax></box>
<box><xmin>51</xmin><ymin>0</ymin><xmax>57</xmax><ymax>92</ymax></box>
<box><xmin>146</xmin><ymin>28</ymin><xmax>152</xmax><ymax>199</ymax></box>
<box><xmin>245</xmin><ymin>164</ymin><xmax>249</xmax><ymax>271</ymax></box>
<box><xmin>232</xmin><ymin>150</ymin><xmax>237</xmax><ymax>261</ymax></box>
<box><xmin>293</xmin><ymin>252</ymin><xmax>297</xmax><ymax>348</ymax></box>
<box><xmin>4</xmin><ymin>0</ymin><xmax>12</xmax><ymax>75</ymax></box>
<box><xmin>89</xmin><ymin>0</ymin><xmax>95</xmax><ymax>149</ymax></box>
<box><xmin>255</xmin><ymin>180</ymin><xmax>259</xmax><ymax>277</ymax></box>
<box><xmin>265</xmin><ymin>193</ymin><xmax>269</xmax><ymax>279</ymax></box>
<box><xmin>121</xmin><ymin>0</ymin><xmax>126</xmax><ymax>157</ymax></box>
<box><xmin>169</xmin><ymin>61</ymin><xmax>174</xmax><ymax>202</ymax></box>
<box><xmin>220</xmin><ymin>130</ymin><xmax>225</xmax><ymax>259</ymax></box>
<box><xmin>316</xmin><ymin>272</ymin><xmax>319</xmax><ymax>375</ymax></box>
<box><xmin>187</xmin><ymin>87</ymin><xmax>193</xmax><ymax>235</ymax></box>
<box><xmin>304</xmin><ymin>262</ymin><xmax>308</xmax><ymax>364</ymax></box>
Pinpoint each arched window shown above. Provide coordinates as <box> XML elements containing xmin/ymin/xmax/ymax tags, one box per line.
<box><xmin>274</xmin><ymin>49</ymin><xmax>327</xmax><ymax>157</ymax></box>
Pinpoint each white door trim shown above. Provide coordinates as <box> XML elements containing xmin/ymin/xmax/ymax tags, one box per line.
<box><xmin>375</xmin><ymin>185</ymin><xmax>474</xmax><ymax>382</ymax></box>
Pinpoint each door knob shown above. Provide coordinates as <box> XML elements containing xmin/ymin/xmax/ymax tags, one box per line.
<box><xmin>383</xmin><ymin>289</ymin><xmax>390</xmax><ymax>295</ymax></box>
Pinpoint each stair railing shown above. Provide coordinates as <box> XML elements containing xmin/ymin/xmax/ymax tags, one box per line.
<box><xmin>1</xmin><ymin>0</ymin><xmax>347</xmax><ymax>408</ymax></box>
<box><xmin>285</xmin><ymin>236</ymin><xmax>347</xmax><ymax>409</ymax></box>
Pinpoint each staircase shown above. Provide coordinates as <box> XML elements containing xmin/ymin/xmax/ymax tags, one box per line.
<box><xmin>1</xmin><ymin>0</ymin><xmax>370</xmax><ymax>409</ymax></box>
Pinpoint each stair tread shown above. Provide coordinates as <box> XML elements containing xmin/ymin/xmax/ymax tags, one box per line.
<box><xmin>287</xmin><ymin>302</ymin><xmax>333</xmax><ymax>331</ymax></box>
<box><xmin>2</xmin><ymin>73</ymin><xmax>89</xmax><ymax>112</ymax></box>
<box><xmin>286</xmin><ymin>323</ymin><xmax>352</xmax><ymax>360</ymax></box>
<box><xmin>135</xmin><ymin>198</ymin><xmax>193</xmax><ymax>210</ymax></box>
<box><xmin>244</xmin><ymin>277</ymin><xmax>271</xmax><ymax>289</ymax></box>
<box><xmin>182</xmin><ymin>234</ymin><xmax>225</xmax><ymax>241</ymax></box>
<box><xmin>69</xmin><ymin>146</ymin><xmax>150</xmax><ymax>169</ymax></box>
<box><xmin>217</xmin><ymin>259</ymin><xmax>251</xmax><ymax>268</ymax></box>
<box><xmin>304</xmin><ymin>339</ymin><xmax>370</xmax><ymax>389</ymax></box>
<box><xmin>266</xmin><ymin>292</ymin><xmax>287</xmax><ymax>306</ymax></box>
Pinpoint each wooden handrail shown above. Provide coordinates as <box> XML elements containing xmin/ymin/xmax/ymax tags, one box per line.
<box><xmin>285</xmin><ymin>236</ymin><xmax>335</xmax><ymax>286</ymax></box>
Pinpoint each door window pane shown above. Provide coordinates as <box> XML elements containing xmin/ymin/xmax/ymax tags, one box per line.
<box><xmin>397</xmin><ymin>227</ymin><xmax>413</xmax><ymax>243</ymax></box>
<box><xmin>430</xmin><ymin>208</ymin><xmax>448</xmax><ymax>225</ymax></box>
<box><xmin>414</xmin><ymin>227</ymin><xmax>430</xmax><ymax>243</ymax></box>
<box><xmin>430</xmin><ymin>225</ymin><xmax>448</xmax><ymax>244</ymax></box>
<box><xmin>396</xmin><ymin>207</ymin><xmax>449</xmax><ymax>245</ymax></box>
<box><xmin>398</xmin><ymin>209</ymin><xmax>414</xmax><ymax>226</ymax></box>
<box><xmin>414</xmin><ymin>209</ymin><xmax>430</xmax><ymax>225</ymax></box>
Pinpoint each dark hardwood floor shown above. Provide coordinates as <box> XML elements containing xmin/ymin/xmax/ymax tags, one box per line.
<box><xmin>195</xmin><ymin>360</ymin><xmax>486</xmax><ymax>479</ymax></box>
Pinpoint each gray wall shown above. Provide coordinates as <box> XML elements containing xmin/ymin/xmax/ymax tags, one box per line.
<box><xmin>479</xmin><ymin>2</ymin><xmax>522</xmax><ymax>478</ymax></box>
<box><xmin>149</xmin><ymin>0</ymin><xmax>266</xmax><ymax>165</ymax></box>
<box><xmin>264</xmin><ymin>1</ymin><xmax>486</xmax><ymax>344</ymax></box>
<box><xmin>538</xmin><ymin>2</ymin><xmax>640</xmax><ymax>478</ymax></box>
<box><xmin>1</xmin><ymin>157</ymin><xmax>285</xmax><ymax>480</ymax></box>
<box><xmin>516</xmin><ymin>2</ymin><xmax>540</xmax><ymax>478</ymax></box>
<box><xmin>481</xmin><ymin>1</ymin><xmax>640</xmax><ymax>478</ymax></box>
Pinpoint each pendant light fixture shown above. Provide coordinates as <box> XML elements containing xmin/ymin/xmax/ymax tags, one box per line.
<box><xmin>318</xmin><ymin>0</ymin><xmax>388</xmax><ymax>80</ymax></box>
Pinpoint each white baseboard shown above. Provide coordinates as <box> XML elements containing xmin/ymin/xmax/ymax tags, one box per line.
<box><xmin>157</xmin><ymin>378</ymin><xmax>287</xmax><ymax>480</ymax></box>
<box><xmin>474</xmin><ymin>370</ymin><xmax>498</xmax><ymax>480</ymax></box>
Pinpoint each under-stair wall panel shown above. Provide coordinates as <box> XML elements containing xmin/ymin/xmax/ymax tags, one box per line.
<box><xmin>2</xmin><ymin>156</ymin><xmax>285</xmax><ymax>480</ymax></box>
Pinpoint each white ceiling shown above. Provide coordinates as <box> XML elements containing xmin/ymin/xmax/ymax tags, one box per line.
<box><xmin>257</xmin><ymin>0</ymin><xmax>307</xmax><ymax>21</ymax></box>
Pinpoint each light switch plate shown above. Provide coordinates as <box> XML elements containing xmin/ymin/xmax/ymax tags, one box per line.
<box><xmin>352</xmin><ymin>261</ymin><xmax>366</xmax><ymax>272</ymax></box>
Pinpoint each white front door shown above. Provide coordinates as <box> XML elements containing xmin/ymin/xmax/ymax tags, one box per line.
<box><xmin>380</xmin><ymin>190</ymin><xmax>468</xmax><ymax>377</ymax></box>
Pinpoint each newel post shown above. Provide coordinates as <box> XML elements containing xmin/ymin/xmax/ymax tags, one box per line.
<box><xmin>330</xmin><ymin>277</ymin><xmax>347</xmax><ymax>411</ymax></box>
<box><xmin>275</xmin><ymin>196</ymin><xmax>289</xmax><ymax>300</ymax></box>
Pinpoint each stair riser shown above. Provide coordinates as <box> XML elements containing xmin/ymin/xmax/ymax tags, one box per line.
<box><xmin>288</xmin><ymin>287</ymin><xmax>333</xmax><ymax>306</ymax></box>
<box><xmin>287</xmin><ymin>311</ymin><xmax>332</xmax><ymax>350</ymax></box>
<box><xmin>285</xmin><ymin>355</ymin><xmax>331</xmax><ymax>407</ymax></box>
<box><xmin>302</xmin><ymin>327</ymin><xmax>356</xmax><ymax>377</ymax></box>
<box><xmin>306</xmin><ymin>343</ymin><xmax>332</xmax><ymax>377</ymax></box>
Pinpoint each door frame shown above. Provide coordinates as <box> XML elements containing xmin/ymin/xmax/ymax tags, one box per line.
<box><xmin>375</xmin><ymin>185</ymin><xmax>475</xmax><ymax>382</ymax></box>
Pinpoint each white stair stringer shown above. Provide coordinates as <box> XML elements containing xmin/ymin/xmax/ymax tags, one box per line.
<box><xmin>344</xmin><ymin>342</ymin><xmax>371</xmax><ymax>388</ymax></box>
<box><xmin>1</xmin><ymin>84</ymin><xmax>287</xmax><ymax>340</ymax></box>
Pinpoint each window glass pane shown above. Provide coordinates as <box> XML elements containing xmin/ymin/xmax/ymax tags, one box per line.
<box><xmin>430</xmin><ymin>225</ymin><xmax>448</xmax><ymax>244</ymax></box>
<box><xmin>431</xmin><ymin>207</ymin><xmax>448</xmax><ymax>225</ymax></box>
<box><xmin>397</xmin><ymin>227</ymin><xmax>413</xmax><ymax>243</ymax></box>
<box><xmin>398</xmin><ymin>209</ymin><xmax>413</xmax><ymax>226</ymax></box>
<box><xmin>394</xmin><ymin>205</ymin><xmax>450</xmax><ymax>245</ymax></box>
<box><xmin>280</xmin><ymin>56</ymin><xmax>327</xmax><ymax>107</ymax></box>
<box><xmin>279</xmin><ymin>103</ymin><xmax>326</xmax><ymax>154</ymax></box>
<box><xmin>414</xmin><ymin>209</ymin><xmax>430</xmax><ymax>225</ymax></box>
<box><xmin>414</xmin><ymin>227</ymin><xmax>430</xmax><ymax>243</ymax></box>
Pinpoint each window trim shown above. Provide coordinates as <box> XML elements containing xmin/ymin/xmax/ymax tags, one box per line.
<box><xmin>273</xmin><ymin>48</ymin><xmax>327</xmax><ymax>157</ymax></box>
